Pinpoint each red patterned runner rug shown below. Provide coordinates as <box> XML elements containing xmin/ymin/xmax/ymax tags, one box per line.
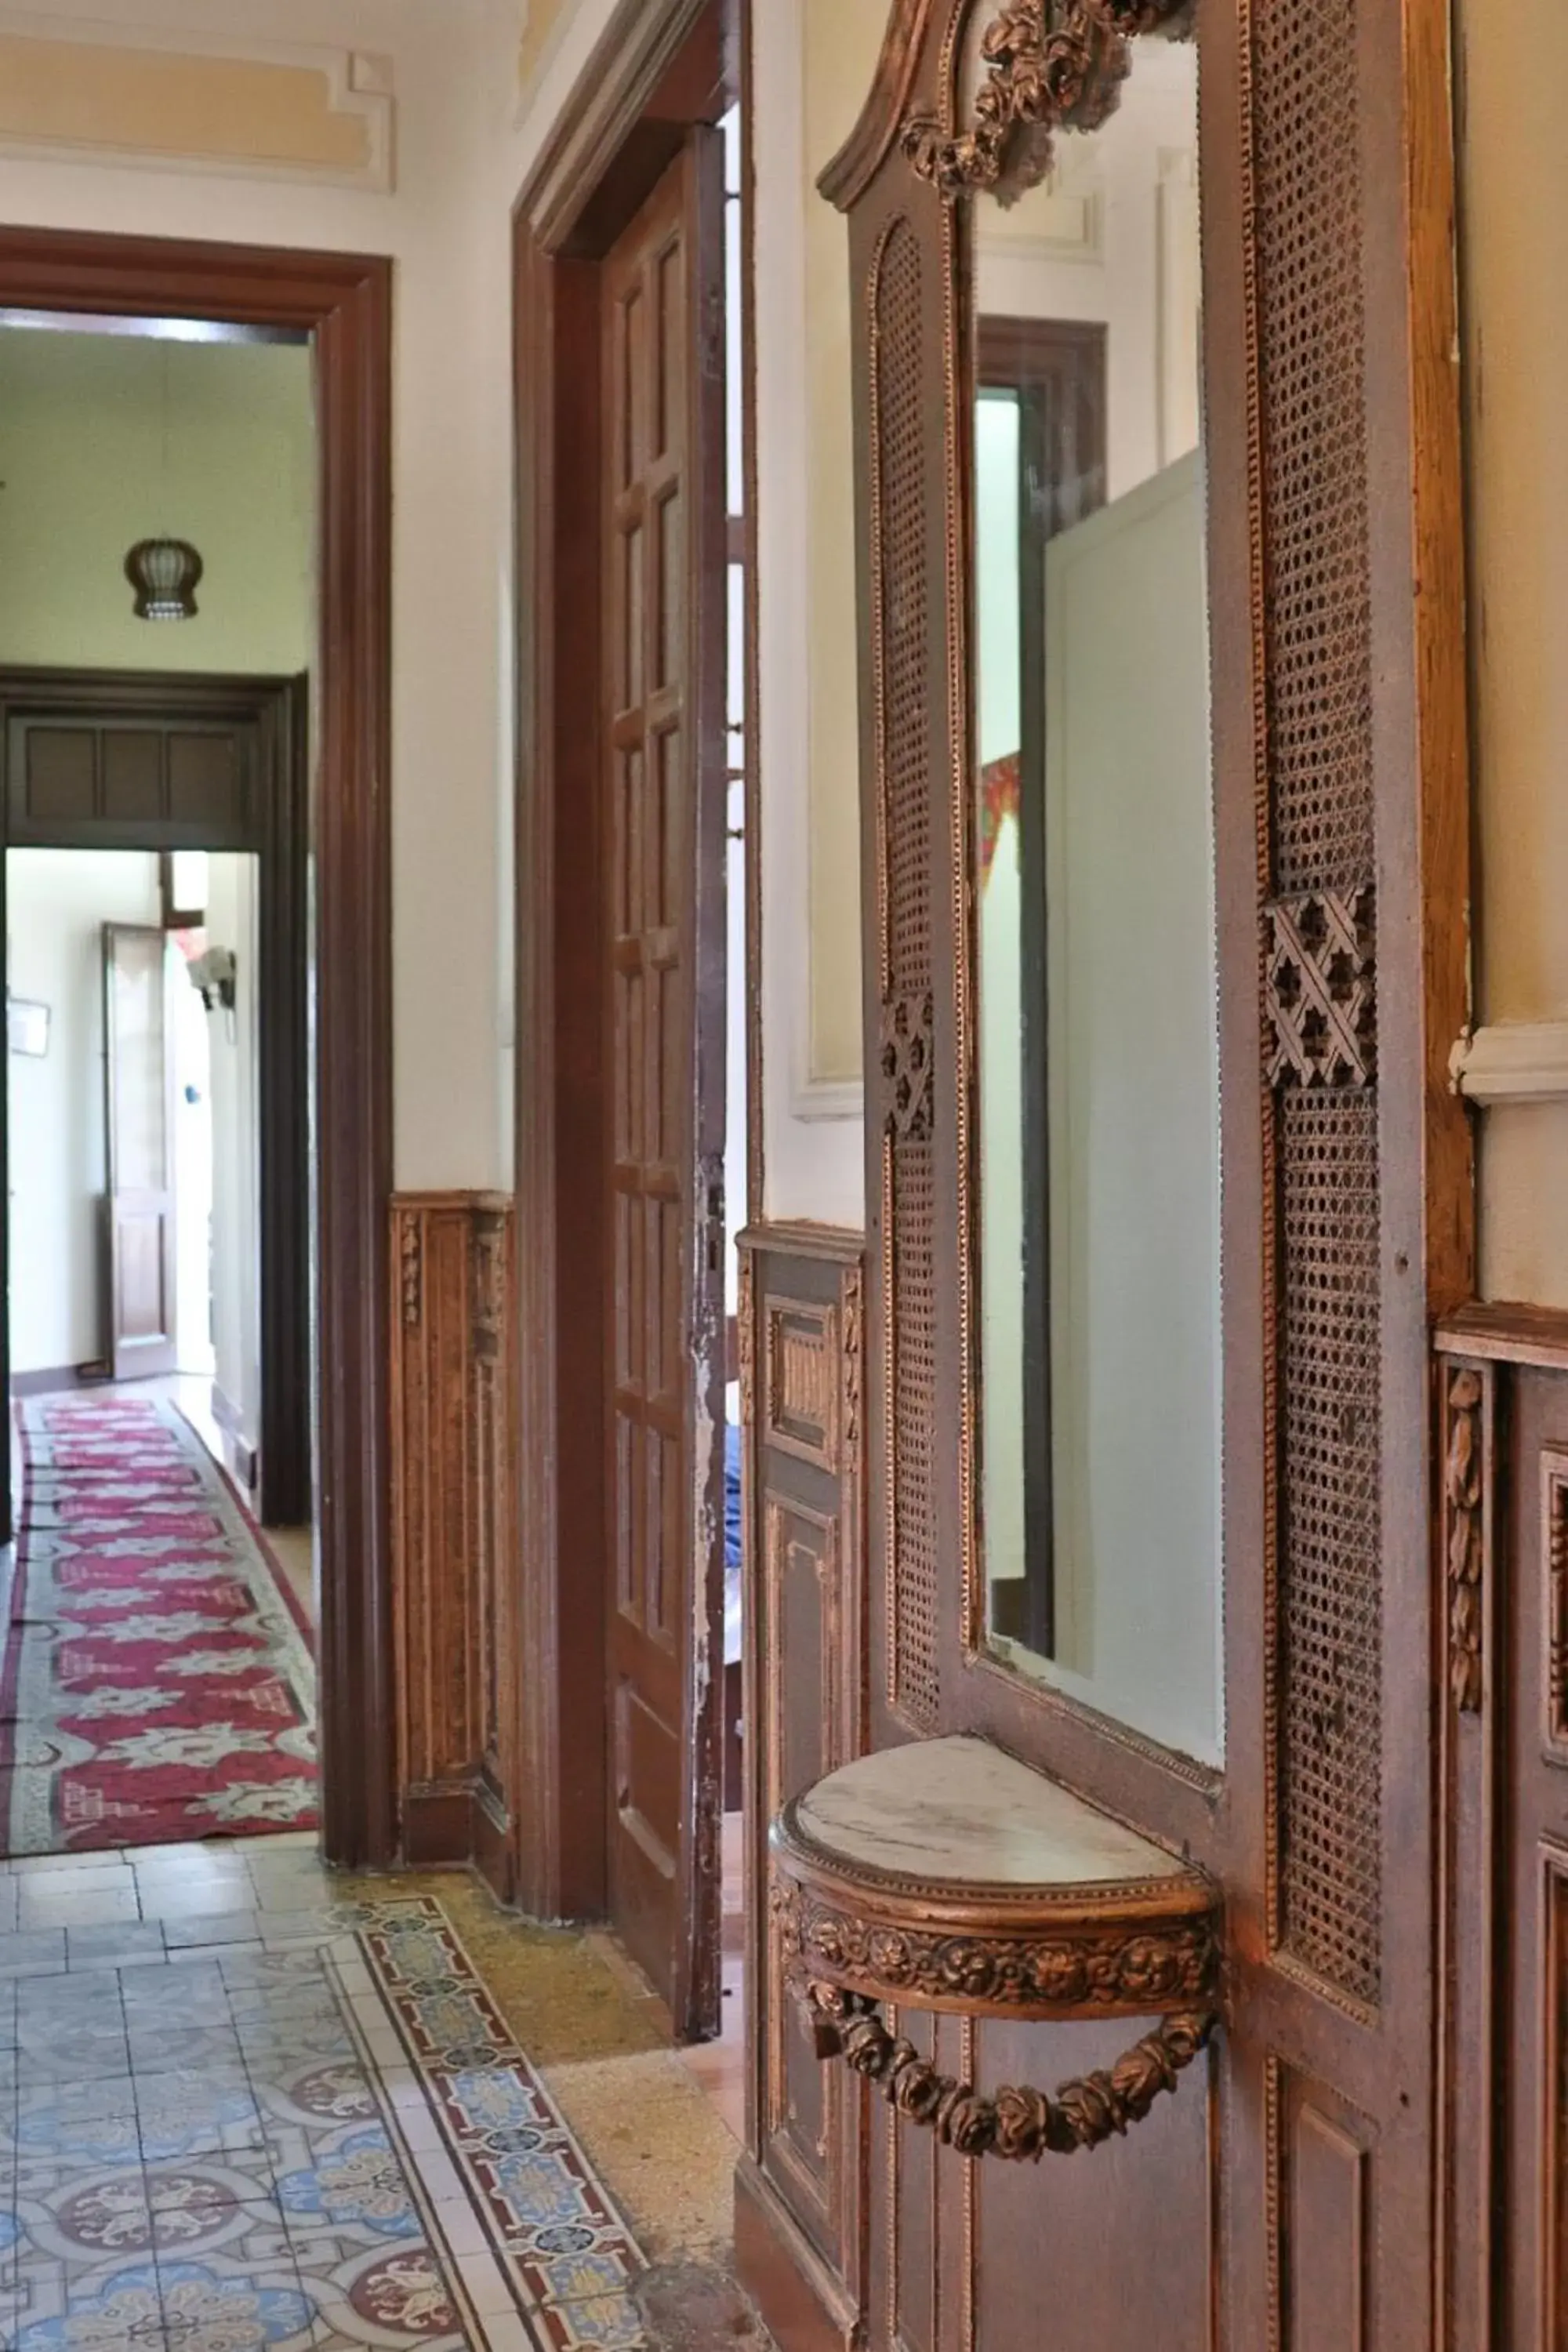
<box><xmin>0</xmin><ymin>1392</ymin><xmax>317</xmax><ymax>1855</ymax></box>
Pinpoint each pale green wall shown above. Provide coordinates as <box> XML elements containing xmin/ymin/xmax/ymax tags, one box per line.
<box><xmin>0</xmin><ymin>328</ymin><xmax>313</xmax><ymax>673</ymax></box>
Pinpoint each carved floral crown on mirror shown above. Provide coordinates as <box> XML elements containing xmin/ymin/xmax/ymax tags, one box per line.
<box><xmin>902</xmin><ymin>0</ymin><xmax>1197</xmax><ymax>203</ymax></box>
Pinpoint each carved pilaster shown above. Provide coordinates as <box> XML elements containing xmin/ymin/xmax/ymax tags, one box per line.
<box><xmin>1443</xmin><ymin>1363</ymin><xmax>1489</xmax><ymax>1715</ymax></box>
<box><xmin>1545</xmin><ymin>1450</ymin><xmax>1568</xmax><ymax>1753</ymax></box>
<box><xmin>399</xmin><ymin>1214</ymin><xmax>423</xmax><ymax>1328</ymax></box>
<box><xmin>389</xmin><ymin>1193</ymin><xmax>515</xmax><ymax>1876</ymax></box>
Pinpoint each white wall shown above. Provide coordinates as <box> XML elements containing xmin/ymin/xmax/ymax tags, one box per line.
<box><xmin>203</xmin><ymin>853</ymin><xmax>262</xmax><ymax>1450</ymax></box>
<box><xmin>0</xmin><ymin>0</ymin><xmax>515</xmax><ymax>1195</ymax></box>
<box><xmin>6</xmin><ymin>848</ymin><xmax>162</xmax><ymax>1374</ymax></box>
<box><xmin>749</xmin><ymin>0</ymin><xmax>869</xmax><ymax>1228</ymax></box>
<box><xmin>499</xmin><ymin>0</ymin><xmax>869</xmax><ymax>1232</ymax></box>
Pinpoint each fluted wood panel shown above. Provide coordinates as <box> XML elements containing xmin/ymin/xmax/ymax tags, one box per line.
<box><xmin>389</xmin><ymin>1192</ymin><xmax>517</xmax><ymax>1885</ymax></box>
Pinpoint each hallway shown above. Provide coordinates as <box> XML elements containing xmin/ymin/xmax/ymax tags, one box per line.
<box><xmin>0</xmin><ymin>1839</ymin><xmax>764</xmax><ymax>2351</ymax></box>
<box><xmin>1</xmin><ymin>1392</ymin><xmax>316</xmax><ymax>1858</ymax></box>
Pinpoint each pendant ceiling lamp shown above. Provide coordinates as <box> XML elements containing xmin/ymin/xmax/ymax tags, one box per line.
<box><xmin>125</xmin><ymin>536</ymin><xmax>203</xmax><ymax>621</ymax></box>
<box><xmin>125</xmin><ymin>350</ymin><xmax>202</xmax><ymax>621</ymax></box>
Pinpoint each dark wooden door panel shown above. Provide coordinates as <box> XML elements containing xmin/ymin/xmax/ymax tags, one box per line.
<box><xmin>603</xmin><ymin>132</ymin><xmax>728</xmax><ymax>2039</ymax></box>
<box><xmin>8</xmin><ymin>702</ymin><xmax>256</xmax><ymax>848</ymax></box>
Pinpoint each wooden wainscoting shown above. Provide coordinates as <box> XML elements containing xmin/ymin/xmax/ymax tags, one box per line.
<box><xmin>1434</xmin><ymin>1301</ymin><xmax>1568</xmax><ymax>2349</ymax></box>
<box><xmin>735</xmin><ymin>1222</ymin><xmax>869</xmax><ymax>2352</ymax></box>
<box><xmin>389</xmin><ymin>1192</ymin><xmax>517</xmax><ymax>1891</ymax></box>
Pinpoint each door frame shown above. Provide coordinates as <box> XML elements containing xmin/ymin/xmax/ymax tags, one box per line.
<box><xmin>2</xmin><ymin>664</ymin><xmax>311</xmax><ymax>1527</ymax></box>
<box><xmin>0</xmin><ymin>229</ymin><xmax>394</xmax><ymax>1869</ymax></box>
<box><xmin>512</xmin><ymin>0</ymin><xmax>735</xmax><ymax>1939</ymax></box>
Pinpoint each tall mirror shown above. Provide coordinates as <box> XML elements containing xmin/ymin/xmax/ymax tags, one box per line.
<box><xmin>971</xmin><ymin>27</ymin><xmax>1222</xmax><ymax>1763</ymax></box>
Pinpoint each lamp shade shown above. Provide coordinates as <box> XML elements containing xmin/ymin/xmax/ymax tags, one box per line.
<box><xmin>125</xmin><ymin>537</ymin><xmax>203</xmax><ymax>621</ymax></box>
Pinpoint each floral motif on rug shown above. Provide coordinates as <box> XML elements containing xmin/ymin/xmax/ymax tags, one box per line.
<box><xmin>0</xmin><ymin>1393</ymin><xmax>317</xmax><ymax>1854</ymax></box>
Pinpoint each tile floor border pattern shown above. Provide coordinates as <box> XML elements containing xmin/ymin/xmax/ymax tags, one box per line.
<box><xmin>355</xmin><ymin>1900</ymin><xmax>652</xmax><ymax>2351</ymax></box>
<box><xmin>0</xmin><ymin>1889</ymin><xmax>659</xmax><ymax>2352</ymax></box>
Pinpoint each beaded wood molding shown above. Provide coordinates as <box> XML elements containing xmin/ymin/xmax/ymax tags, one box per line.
<box><xmin>902</xmin><ymin>0</ymin><xmax>1196</xmax><ymax>204</ymax></box>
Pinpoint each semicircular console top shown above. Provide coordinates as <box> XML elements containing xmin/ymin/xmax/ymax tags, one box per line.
<box><xmin>771</xmin><ymin>1735</ymin><xmax>1221</xmax><ymax>2021</ymax></box>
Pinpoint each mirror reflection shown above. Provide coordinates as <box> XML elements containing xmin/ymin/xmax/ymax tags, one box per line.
<box><xmin>974</xmin><ymin>35</ymin><xmax>1221</xmax><ymax>1763</ymax></box>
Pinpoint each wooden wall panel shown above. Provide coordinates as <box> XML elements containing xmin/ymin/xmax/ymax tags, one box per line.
<box><xmin>1436</xmin><ymin>1306</ymin><xmax>1568</xmax><ymax>2350</ymax></box>
<box><xmin>964</xmin><ymin>2017</ymin><xmax>1213</xmax><ymax>2352</ymax></box>
<box><xmin>1268</xmin><ymin>2065</ymin><xmax>1372</xmax><ymax>2352</ymax></box>
<box><xmin>736</xmin><ymin>1225</ymin><xmax>867</xmax><ymax>2350</ymax></box>
<box><xmin>389</xmin><ymin>1192</ymin><xmax>517</xmax><ymax>1887</ymax></box>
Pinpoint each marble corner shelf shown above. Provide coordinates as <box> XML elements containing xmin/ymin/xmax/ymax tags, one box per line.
<box><xmin>769</xmin><ymin>1735</ymin><xmax>1223</xmax><ymax>2162</ymax></box>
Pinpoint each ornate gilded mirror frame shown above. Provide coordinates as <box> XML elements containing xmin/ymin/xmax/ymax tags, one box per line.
<box><xmin>764</xmin><ymin>0</ymin><xmax>1472</xmax><ymax>2328</ymax></box>
<box><xmin>820</xmin><ymin>0</ymin><xmax>1472</xmax><ymax>1854</ymax></box>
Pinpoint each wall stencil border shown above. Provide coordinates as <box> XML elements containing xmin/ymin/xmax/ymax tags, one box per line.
<box><xmin>0</xmin><ymin>16</ymin><xmax>394</xmax><ymax>191</ymax></box>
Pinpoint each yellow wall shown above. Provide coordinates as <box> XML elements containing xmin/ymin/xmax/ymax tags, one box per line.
<box><xmin>1457</xmin><ymin>0</ymin><xmax>1568</xmax><ymax>1302</ymax></box>
<box><xmin>519</xmin><ymin>0</ymin><xmax>572</xmax><ymax>92</ymax></box>
<box><xmin>0</xmin><ymin>31</ymin><xmax>382</xmax><ymax>183</ymax></box>
<box><xmin>0</xmin><ymin>331</ymin><xmax>313</xmax><ymax>674</ymax></box>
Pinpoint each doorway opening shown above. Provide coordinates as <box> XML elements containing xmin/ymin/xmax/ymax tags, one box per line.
<box><xmin>0</xmin><ymin>319</ymin><xmax>316</xmax><ymax>1860</ymax></box>
<box><xmin>5</xmin><ymin>839</ymin><xmax>315</xmax><ymax>1852</ymax></box>
<box><xmin>0</xmin><ymin>229</ymin><xmax>393</xmax><ymax>1867</ymax></box>
<box><xmin>514</xmin><ymin>0</ymin><xmax>746</xmax><ymax>2108</ymax></box>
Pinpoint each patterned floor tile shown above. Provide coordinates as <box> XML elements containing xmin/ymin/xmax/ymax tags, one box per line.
<box><xmin>125</xmin><ymin>2020</ymin><xmax>244</xmax><ymax>2075</ymax></box>
<box><xmin>155</xmin><ymin>2249</ymin><xmax>316</xmax><ymax>2350</ymax></box>
<box><xmin>0</xmin><ymin>1881</ymin><xmax>750</xmax><ymax>2352</ymax></box>
<box><xmin>529</xmin><ymin>2292</ymin><xmax>648</xmax><ymax>2350</ymax></box>
<box><xmin>13</xmin><ymin>2076</ymin><xmax>142</xmax><ymax>2151</ymax></box>
<box><xmin>3</xmin><ymin>2251</ymin><xmax>168</xmax><ymax>2352</ymax></box>
<box><xmin>0</xmin><ymin>1933</ymin><xmax>68</xmax><ymax>1979</ymax></box>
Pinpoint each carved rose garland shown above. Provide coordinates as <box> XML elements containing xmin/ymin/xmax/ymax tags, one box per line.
<box><xmin>902</xmin><ymin>0</ymin><xmax>1197</xmax><ymax>203</ymax></box>
<box><xmin>809</xmin><ymin>1984</ymin><xmax>1214</xmax><ymax>2161</ymax></box>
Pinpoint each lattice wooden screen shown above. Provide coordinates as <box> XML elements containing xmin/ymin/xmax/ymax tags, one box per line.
<box><xmin>1250</xmin><ymin>0</ymin><xmax>1385</xmax><ymax>2012</ymax></box>
<box><xmin>869</xmin><ymin>214</ymin><xmax>941</xmax><ymax>1730</ymax></box>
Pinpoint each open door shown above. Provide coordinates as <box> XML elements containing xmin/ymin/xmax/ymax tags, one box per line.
<box><xmin>102</xmin><ymin>922</ymin><xmax>179</xmax><ymax>1384</ymax></box>
<box><xmin>602</xmin><ymin>132</ymin><xmax>729</xmax><ymax>2040</ymax></box>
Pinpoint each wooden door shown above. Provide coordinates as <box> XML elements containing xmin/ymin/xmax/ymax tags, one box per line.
<box><xmin>102</xmin><ymin>922</ymin><xmax>179</xmax><ymax>1382</ymax></box>
<box><xmin>602</xmin><ymin>134</ymin><xmax>728</xmax><ymax>2040</ymax></box>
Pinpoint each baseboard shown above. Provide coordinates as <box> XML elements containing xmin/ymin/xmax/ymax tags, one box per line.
<box><xmin>400</xmin><ymin>1782</ymin><xmax>479</xmax><ymax>1867</ymax></box>
<box><xmin>734</xmin><ymin>2158</ymin><xmax>859</xmax><ymax>2352</ymax></box>
<box><xmin>10</xmin><ymin>1365</ymin><xmax>84</xmax><ymax>1398</ymax></box>
<box><xmin>472</xmin><ymin>1777</ymin><xmax>516</xmax><ymax>1905</ymax></box>
<box><xmin>210</xmin><ymin>1384</ymin><xmax>259</xmax><ymax>1491</ymax></box>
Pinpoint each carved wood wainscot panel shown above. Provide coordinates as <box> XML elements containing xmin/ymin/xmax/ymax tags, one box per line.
<box><xmin>1436</xmin><ymin>1305</ymin><xmax>1568</xmax><ymax>2348</ymax></box>
<box><xmin>735</xmin><ymin>1227</ymin><xmax>867</xmax><ymax>2352</ymax></box>
<box><xmin>388</xmin><ymin>1193</ymin><xmax>517</xmax><ymax>1886</ymax></box>
<box><xmin>1543</xmin><ymin>1446</ymin><xmax>1568</xmax><ymax>1761</ymax></box>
